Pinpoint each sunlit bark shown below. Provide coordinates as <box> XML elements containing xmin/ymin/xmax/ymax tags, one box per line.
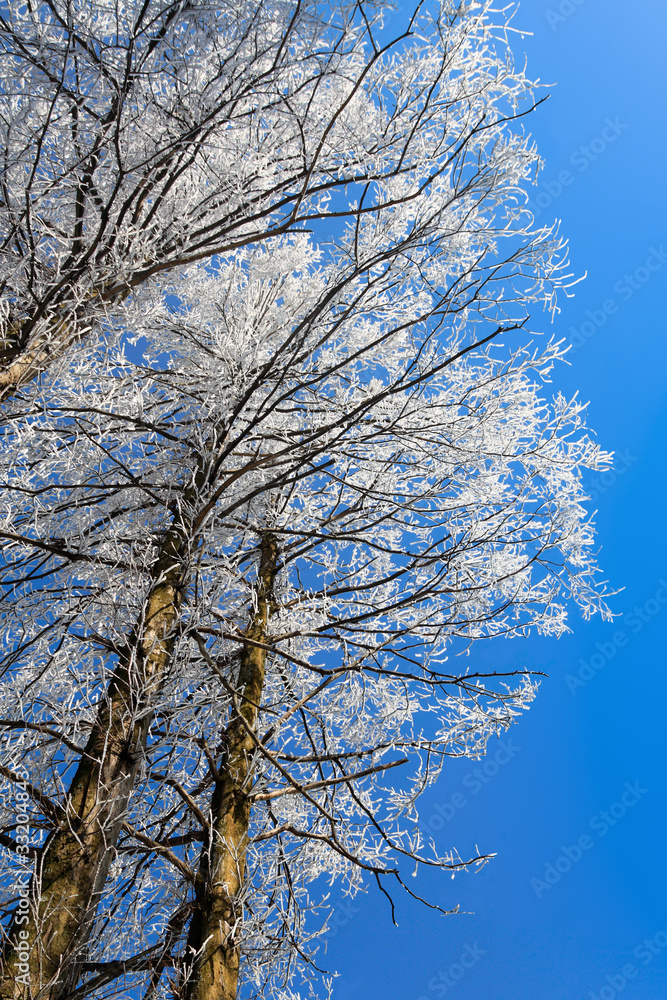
<box><xmin>182</xmin><ymin>533</ymin><xmax>278</xmax><ymax>1000</ymax></box>
<box><xmin>0</xmin><ymin>485</ymin><xmax>202</xmax><ymax>999</ymax></box>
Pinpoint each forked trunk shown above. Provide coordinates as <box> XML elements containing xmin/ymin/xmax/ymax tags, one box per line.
<box><xmin>182</xmin><ymin>533</ymin><xmax>279</xmax><ymax>1000</ymax></box>
<box><xmin>0</xmin><ymin>517</ymin><xmax>192</xmax><ymax>999</ymax></box>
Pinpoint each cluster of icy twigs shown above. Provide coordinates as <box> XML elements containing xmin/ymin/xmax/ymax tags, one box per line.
<box><xmin>0</xmin><ymin>1</ymin><xmax>610</xmax><ymax>998</ymax></box>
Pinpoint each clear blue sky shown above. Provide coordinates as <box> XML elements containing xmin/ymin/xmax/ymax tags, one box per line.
<box><xmin>323</xmin><ymin>3</ymin><xmax>667</xmax><ymax>998</ymax></box>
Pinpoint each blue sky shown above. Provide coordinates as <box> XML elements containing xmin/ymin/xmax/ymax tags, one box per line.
<box><xmin>323</xmin><ymin>3</ymin><xmax>667</xmax><ymax>999</ymax></box>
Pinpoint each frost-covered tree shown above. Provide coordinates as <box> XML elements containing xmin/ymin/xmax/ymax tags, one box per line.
<box><xmin>0</xmin><ymin>3</ymin><xmax>609</xmax><ymax>1000</ymax></box>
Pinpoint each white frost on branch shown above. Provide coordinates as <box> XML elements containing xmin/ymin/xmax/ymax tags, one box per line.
<box><xmin>0</xmin><ymin>2</ymin><xmax>610</xmax><ymax>998</ymax></box>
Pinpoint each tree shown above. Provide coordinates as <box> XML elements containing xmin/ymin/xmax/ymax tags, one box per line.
<box><xmin>0</xmin><ymin>2</ymin><xmax>609</xmax><ymax>1000</ymax></box>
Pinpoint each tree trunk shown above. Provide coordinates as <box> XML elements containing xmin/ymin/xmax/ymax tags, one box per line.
<box><xmin>182</xmin><ymin>533</ymin><xmax>279</xmax><ymax>1000</ymax></box>
<box><xmin>0</xmin><ymin>509</ymin><xmax>194</xmax><ymax>999</ymax></box>
<box><xmin>0</xmin><ymin>286</ymin><xmax>133</xmax><ymax>405</ymax></box>
<box><xmin>0</xmin><ymin>316</ymin><xmax>74</xmax><ymax>405</ymax></box>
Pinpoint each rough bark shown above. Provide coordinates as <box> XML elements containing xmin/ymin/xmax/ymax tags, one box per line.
<box><xmin>0</xmin><ymin>314</ymin><xmax>80</xmax><ymax>406</ymax></box>
<box><xmin>0</xmin><ymin>495</ymin><xmax>201</xmax><ymax>999</ymax></box>
<box><xmin>0</xmin><ymin>284</ymin><xmax>132</xmax><ymax>406</ymax></box>
<box><xmin>182</xmin><ymin>533</ymin><xmax>279</xmax><ymax>1000</ymax></box>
